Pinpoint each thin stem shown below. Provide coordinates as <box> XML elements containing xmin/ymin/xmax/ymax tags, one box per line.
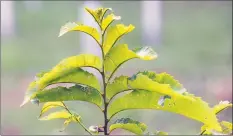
<box><xmin>99</xmin><ymin>21</ymin><xmax>109</xmax><ymax>135</ymax></box>
<box><xmin>61</xmin><ymin>102</ymin><xmax>93</xmax><ymax>135</ymax></box>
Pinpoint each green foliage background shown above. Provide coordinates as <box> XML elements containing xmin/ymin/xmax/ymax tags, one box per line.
<box><xmin>1</xmin><ymin>1</ymin><xmax>232</xmax><ymax>135</ymax></box>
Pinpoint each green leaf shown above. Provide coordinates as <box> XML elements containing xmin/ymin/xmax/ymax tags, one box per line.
<box><xmin>108</xmin><ymin>90</ymin><xmax>221</xmax><ymax>132</ymax></box>
<box><xmin>139</xmin><ymin>71</ymin><xmax>183</xmax><ymax>91</ymax></box>
<box><xmin>104</xmin><ymin>44</ymin><xmax>157</xmax><ymax>79</ymax></box>
<box><xmin>201</xmin><ymin>121</ymin><xmax>232</xmax><ymax>135</ymax></box>
<box><xmin>106</xmin><ymin>71</ymin><xmax>183</xmax><ymax>101</ymax></box>
<box><xmin>213</xmin><ymin>101</ymin><xmax>232</xmax><ymax>114</ymax></box>
<box><xmin>109</xmin><ymin>118</ymin><xmax>147</xmax><ymax>135</ymax></box>
<box><xmin>58</xmin><ymin>22</ymin><xmax>100</xmax><ymax>44</ymax></box>
<box><xmin>20</xmin><ymin>54</ymin><xmax>102</xmax><ymax>107</ymax></box>
<box><xmin>39</xmin><ymin>102</ymin><xmax>65</xmax><ymax>117</ymax></box>
<box><xmin>102</xmin><ymin>14</ymin><xmax>121</xmax><ymax>32</ymax></box>
<box><xmin>128</xmin><ymin>73</ymin><xmax>187</xmax><ymax>98</ymax></box>
<box><xmin>31</xmin><ymin>85</ymin><xmax>102</xmax><ymax>107</ymax></box>
<box><xmin>85</xmin><ymin>7</ymin><xmax>112</xmax><ymax>26</ymax></box>
<box><xmin>103</xmin><ymin>25</ymin><xmax>135</xmax><ymax>55</ymax></box>
<box><xmin>154</xmin><ymin>131</ymin><xmax>168</xmax><ymax>135</ymax></box>
<box><xmin>39</xmin><ymin>110</ymin><xmax>73</xmax><ymax>120</ymax></box>
<box><xmin>106</xmin><ymin>76</ymin><xmax>129</xmax><ymax>100</ymax></box>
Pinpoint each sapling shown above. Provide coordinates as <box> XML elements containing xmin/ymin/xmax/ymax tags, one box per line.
<box><xmin>21</xmin><ymin>7</ymin><xmax>232</xmax><ymax>135</ymax></box>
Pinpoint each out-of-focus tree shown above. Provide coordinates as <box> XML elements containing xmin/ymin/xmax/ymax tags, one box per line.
<box><xmin>1</xmin><ymin>1</ymin><xmax>15</xmax><ymax>37</ymax></box>
<box><xmin>141</xmin><ymin>1</ymin><xmax>162</xmax><ymax>47</ymax></box>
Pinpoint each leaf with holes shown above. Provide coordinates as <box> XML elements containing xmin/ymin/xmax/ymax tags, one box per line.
<box><xmin>104</xmin><ymin>44</ymin><xmax>157</xmax><ymax>79</ymax></box>
<box><xmin>108</xmin><ymin>90</ymin><xmax>221</xmax><ymax>132</ymax></box>
<box><xmin>30</xmin><ymin>85</ymin><xmax>102</xmax><ymax>107</ymax></box>
<box><xmin>20</xmin><ymin>54</ymin><xmax>102</xmax><ymax>107</ymax></box>
<box><xmin>103</xmin><ymin>25</ymin><xmax>135</xmax><ymax>55</ymax></box>
<box><xmin>109</xmin><ymin>118</ymin><xmax>147</xmax><ymax>135</ymax></box>
<box><xmin>58</xmin><ymin>22</ymin><xmax>100</xmax><ymax>44</ymax></box>
<box><xmin>39</xmin><ymin>102</ymin><xmax>65</xmax><ymax>117</ymax></box>
<box><xmin>106</xmin><ymin>71</ymin><xmax>184</xmax><ymax>101</ymax></box>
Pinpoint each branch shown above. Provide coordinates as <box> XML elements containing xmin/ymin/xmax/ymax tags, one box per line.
<box><xmin>61</xmin><ymin>102</ymin><xmax>93</xmax><ymax>135</ymax></box>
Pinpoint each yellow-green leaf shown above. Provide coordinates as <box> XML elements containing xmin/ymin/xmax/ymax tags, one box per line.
<box><xmin>201</xmin><ymin>121</ymin><xmax>232</xmax><ymax>135</ymax></box>
<box><xmin>108</xmin><ymin>90</ymin><xmax>221</xmax><ymax>132</ymax></box>
<box><xmin>103</xmin><ymin>25</ymin><xmax>135</xmax><ymax>55</ymax></box>
<box><xmin>31</xmin><ymin>85</ymin><xmax>102</xmax><ymax>107</ymax></box>
<box><xmin>85</xmin><ymin>7</ymin><xmax>112</xmax><ymax>25</ymax></box>
<box><xmin>106</xmin><ymin>71</ymin><xmax>183</xmax><ymax>101</ymax></box>
<box><xmin>154</xmin><ymin>131</ymin><xmax>168</xmax><ymax>135</ymax></box>
<box><xmin>221</xmin><ymin>121</ymin><xmax>232</xmax><ymax>134</ymax></box>
<box><xmin>109</xmin><ymin>118</ymin><xmax>147</xmax><ymax>135</ymax></box>
<box><xmin>106</xmin><ymin>76</ymin><xmax>128</xmax><ymax>100</ymax></box>
<box><xmin>104</xmin><ymin>44</ymin><xmax>157</xmax><ymax>79</ymax></box>
<box><xmin>20</xmin><ymin>54</ymin><xmax>102</xmax><ymax>107</ymax></box>
<box><xmin>39</xmin><ymin>110</ymin><xmax>72</xmax><ymax>120</ymax></box>
<box><xmin>39</xmin><ymin>102</ymin><xmax>65</xmax><ymax>117</ymax></box>
<box><xmin>128</xmin><ymin>73</ymin><xmax>186</xmax><ymax>99</ymax></box>
<box><xmin>213</xmin><ymin>101</ymin><xmax>232</xmax><ymax>114</ymax></box>
<box><xmin>102</xmin><ymin>14</ymin><xmax>121</xmax><ymax>32</ymax></box>
<box><xmin>58</xmin><ymin>22</ymin><xmax>100</xmax><ymax>44</ymax></box>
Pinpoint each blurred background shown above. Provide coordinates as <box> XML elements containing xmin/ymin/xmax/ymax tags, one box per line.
<box><xmin>1</xmin><ymin>1</ymin><xmax>232</xmax><ymax>135</ymax></box>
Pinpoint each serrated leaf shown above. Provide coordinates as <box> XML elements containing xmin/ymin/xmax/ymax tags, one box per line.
<box><xmin>106</xmin><ymin>71</ymin><xmax>185</xmax><ymax>101</ymax></box>
<box><xmin>104</xmin><ymin>44</ymin><xmax>157</xmax><ymax>79</ymax></box>
<box><xmin>103</xmin><ymin>25</ymin><xmax>135</xmax><ymax>55</ymax></box>
<box><xmin>109</xmin><ymin>118</ymin><xmax>147</xmax><ymax>135</ymax></box>
<box><xmin>128</xmin><ymin>73</ymin><xmax>186</xmax><ymax>99</ymax></box>
<box><xmin>108</xmin><ymin>90</ymin><xmax>221</xmax><ymax>132</ymax></box>
<box><xmin>102</xmin><ymin>14</ymin><xmax>121</xmax><ymax>32</ymax></box>
<box><xmin>39</xmin><ymin>102</ymin><xmax>65</xmax><ymax>117</ymax></box>
<box><xmin>58</xmin><ymin>22</ymin><xmax>100</xmax><ymax>44</ymax></box>
<box><xmin>31</xmin><ymin>85</ymin><xmax>102</xmax><ymax>107</ymax></box>
<box><xmin>85</xmin><ymin>7</ymin><xmax>112</xmax><ymax>25</ymax></box>
<box><xmin>21</xmin><ymin>54</ymin><xmax>102</xmax><ymax>107</ymax></box>
<box><xmin>213</xmin><ymin>101</ymin><xmax>232</xmax><ymax>114</ymax></box>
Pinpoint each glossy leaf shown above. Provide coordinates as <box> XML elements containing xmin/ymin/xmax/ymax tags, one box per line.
<box><xmin>102</xmin><ymin>14</ymin><xmax>121</xmax><ymax>32</ymax></box>
<box><xmin>104</xmin><ymin>44</ymin><xmax>157</xmax><ymax>79</ymax></box>
<box><xmin>30</xmin><ymin>85</ymin><xmax>102</xmax><ymax>107</ymax></box>
<box><xmin>58</xmin><ymin>22</ymin><xmax>100</xmax><ymax>44</ymax></box>
<box><xmin>85</xmin><ymin>7</ymin><xmax>112</xmax><ymax>26</ymax></box>
<box><xmin>103</xmin><ymin>25</ymin><xmax>135</xmax><ymax>55</ymax></box>
<box><xmin>39</xmin><ymin>102</ymin><xmax>65</xmax><ymax>117</ymax></box>
<box><xmin>213</xmin><ymin>101</ymin><xmax>232</xmax><ymax>114</ymax></box>
<box><xmin>20</xmin><ymin>54</ymin><xmax>102</xmax><ymax>107</ymax></box>
<box><xmin>109</xmin><ymin>118</ymin><xmax>147</xmax><ymax>135</ymax></box>
<box><xmin>108</xmin><ymin>90</ymin><xmax>221</xmax><ymax>132</ymax></box>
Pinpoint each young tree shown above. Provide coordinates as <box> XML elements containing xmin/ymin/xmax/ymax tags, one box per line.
<box><xmin>21</xmin><ymin>7</ymin><xmax>232</xmax><ymax>135</ymax></box>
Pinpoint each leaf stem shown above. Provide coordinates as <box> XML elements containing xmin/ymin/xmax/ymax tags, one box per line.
<box><xmin>61</xmin><ymin>102</ymin><xmax>93</xmax><ymax>135</ymax></box>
